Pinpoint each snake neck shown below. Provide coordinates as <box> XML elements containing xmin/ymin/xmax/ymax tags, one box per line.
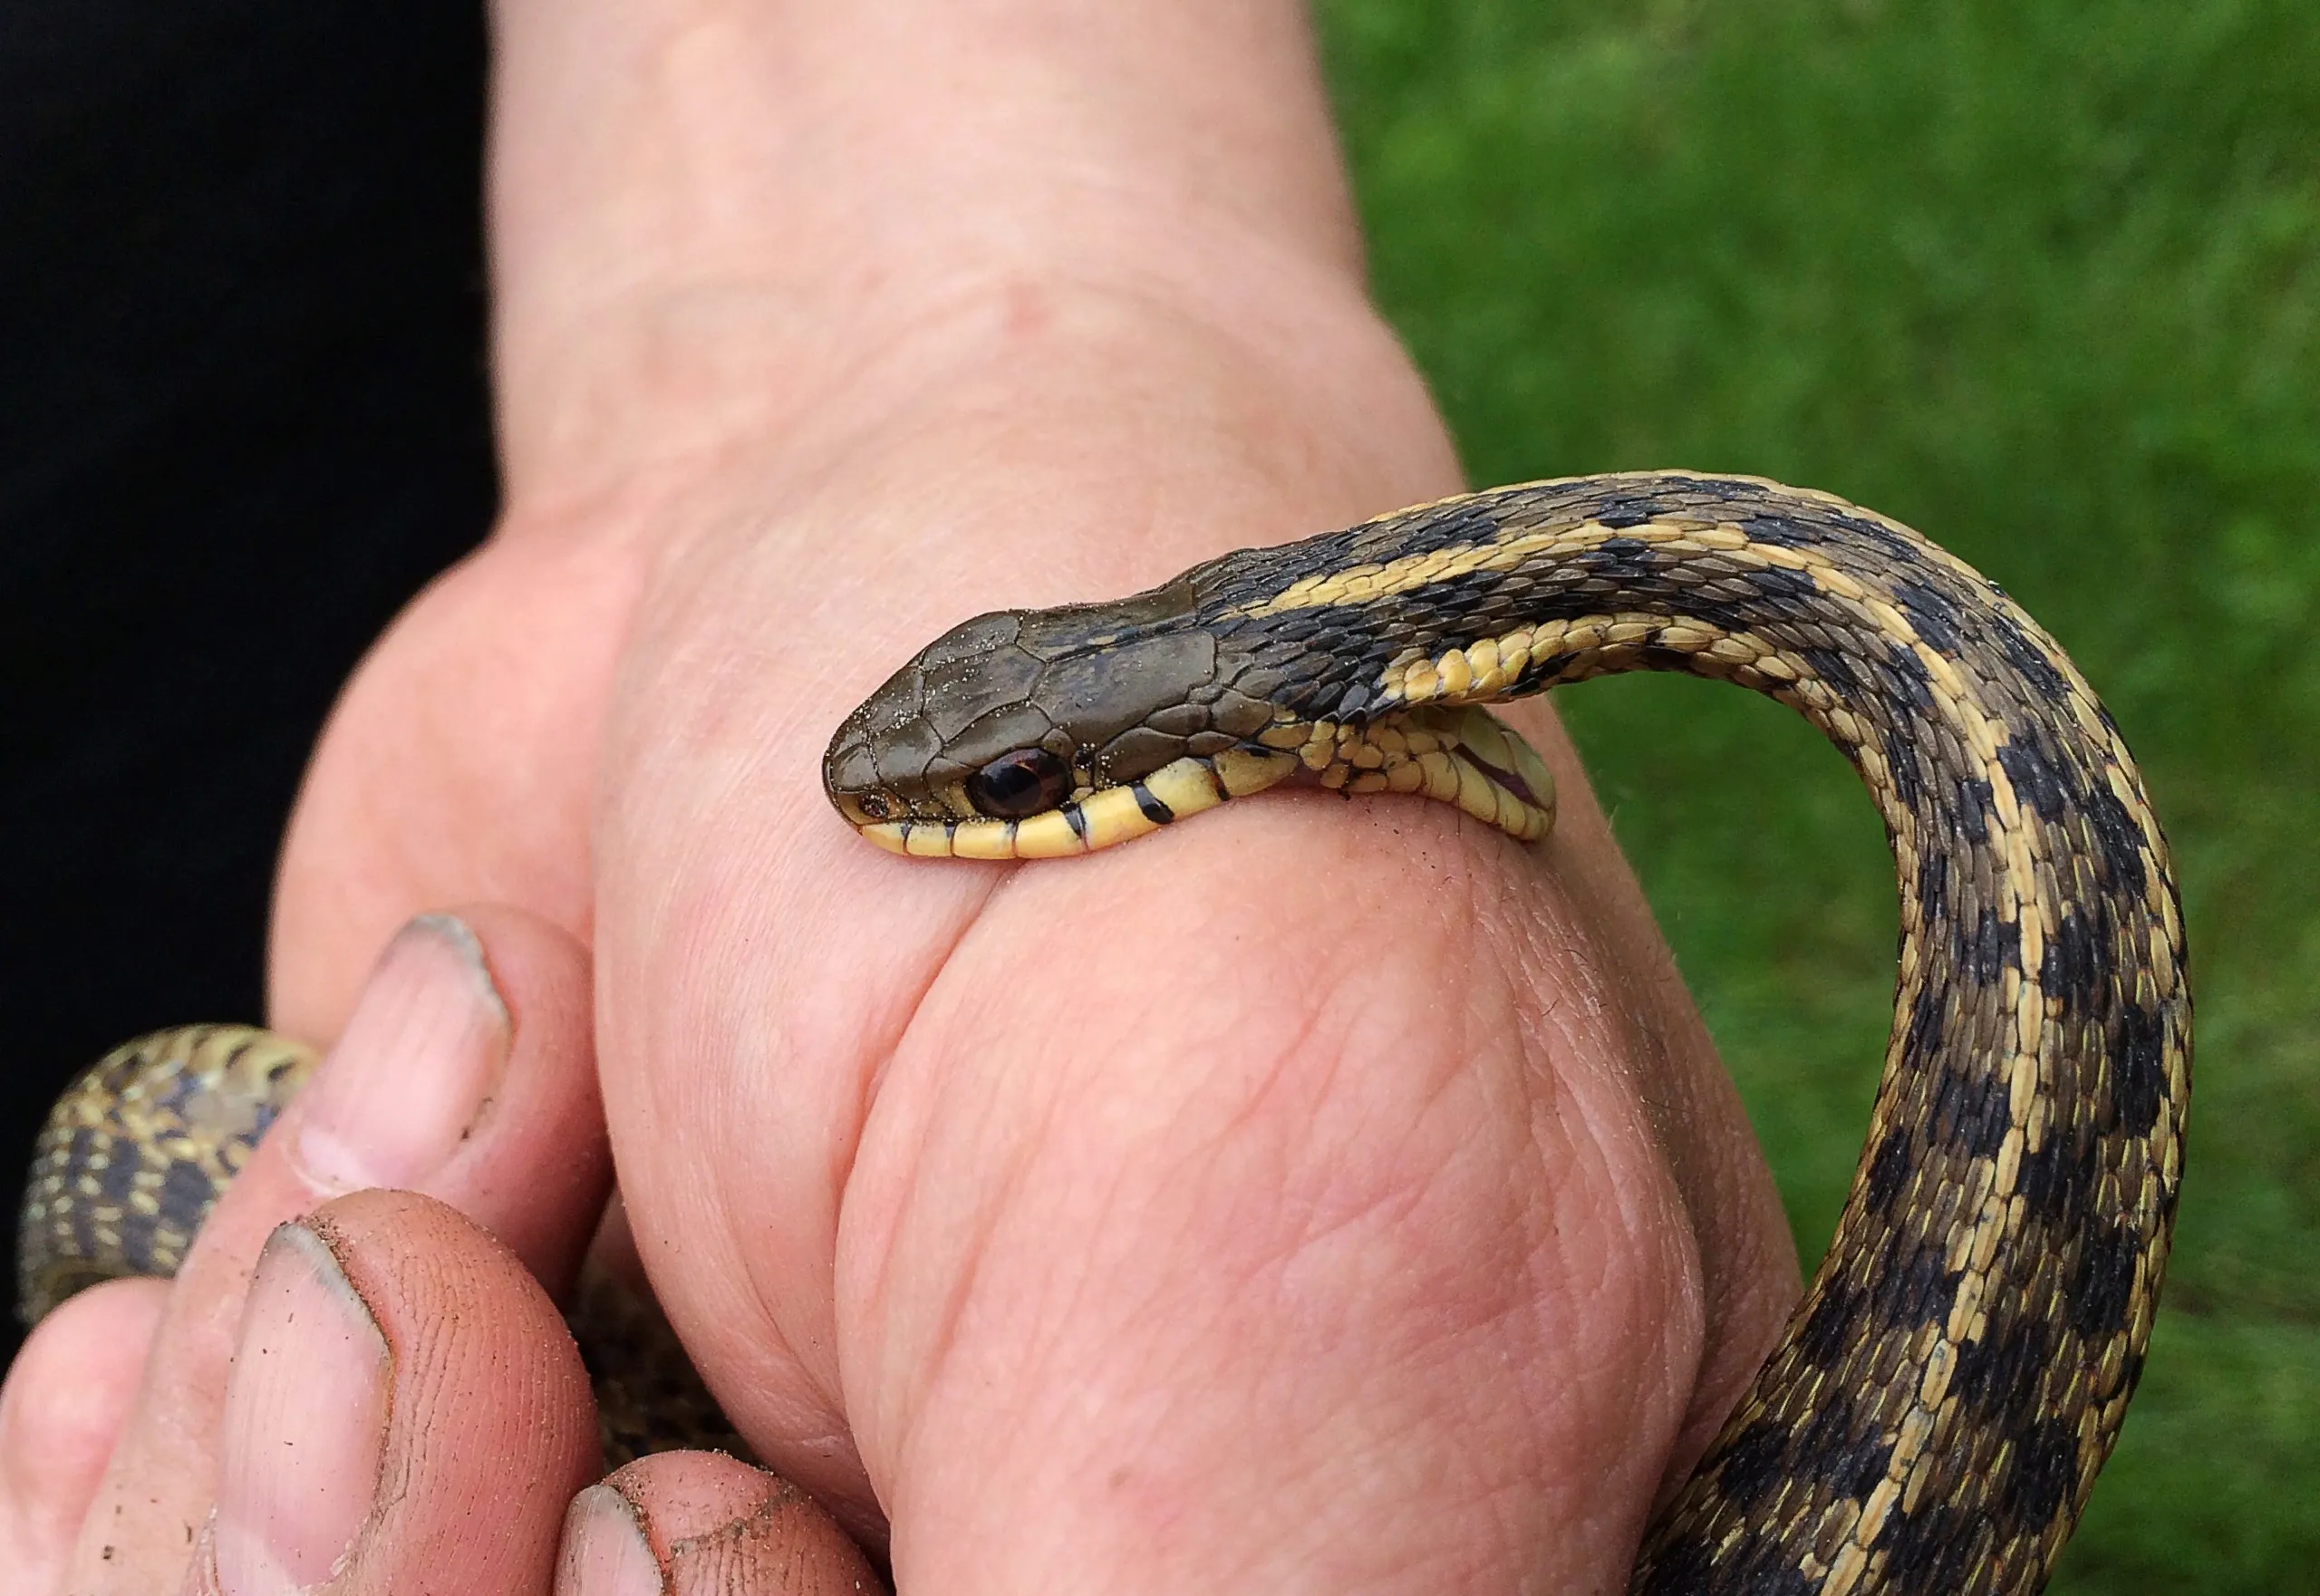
<box><xmin>1204</xmin><ymin>474</ymin><xmax>2190</xmax><ymax>1595</ymax></box>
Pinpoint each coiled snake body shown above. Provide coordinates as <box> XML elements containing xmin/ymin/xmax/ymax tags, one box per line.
<box><xmin>25</xmin><ymin>472</ymin><xmax>2188</xmax><ymax>1593</ymax></box>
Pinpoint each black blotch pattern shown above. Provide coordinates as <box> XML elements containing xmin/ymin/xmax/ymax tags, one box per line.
<box><xmin>1820</xmin><ymin>508</ymin><xmax>1917</xmax><ymax>558</ymax></box>
<box><xmin>1928</xmin><ymin>1063</ymin><xmax>2011</xmax><ymax>1159</ymax></box>
<box><xmin>1174</xmin><ymin>480</ymin><xmax>2175</xmax><ymax>1593</ymax></box>
<box><xmin>1237</xmin><ymin>604</ymin><xmax>1405</xmax><ymax>719</ymax></box>
<box><xmin>2016</xmin><ymin>1124</ymin><xmax>2100</xmax><ymax>1228</ymax></box>
<box><xmin>1949</xmin><ymin>1311</ymin><xmax>2048</xmax><ymax>1419</ymax></box>
<box><xmin>1639</xmin><ymin>1530</ymin><xmax>1824</xmax><ymax>1596</ymax></box>
<box><xmin>59</xmin><ymin>1127</ymin><xmax>101</xmax><ymax>1195</ymax></box>
<box><xmin>2006</xmin><ymin>1414</ymin><xmax>2083</xmax><ymax>1530</ymax></box>
<box><xmin>2040</xmin><ymin>909</ymin><xmax>2104</xmax><ymax>1016</ymax></box>
<box><xmin>1867</xmin><ymin>1127</ymin><xmax>1915</xmax><ymax>1212</ymax></box>
<box><xmin>1997</xmin><ymin>740</ymin><xmax>2072</xmax><ymax>822</ymax></box>
<box><xmin>1648</xmin><ymin>1534</ymin><xmax>1817</xmax><ymax>1596</ymax></box>
<box><xmin>155</xmin><ymin>1065</ymin><xmax>206</xmax><ymax>1117</ymax></box>
<box><xmin>1951</xmin><ymin>775</ymin><xmax>1994</xmax><ymax>844</ymax></box>
<box><xmin>2112</xmin><ymin>1004</ymin><xmax>2167</xmax><ymax>1137</ymax></box>
<box><xmin>1878</xmin><ymin>1503</ymin><xmax>1986</xmax><ymax>1590</ymax></box>
<box><xmin>1709</xmin><ymin>1417</ymin><xmax>1792</xmax><ymax>1514</ymax></box>
<box><xmin>1793</xmin><ymin>1397</ymin><xmax>1895</xmax><ymax>1503</ymax></box>
<box><xmin>1989</xmin><ymin>609</ymin><xmax>2071</xmax><ymax>699</ymax></box>
<box><xmin>2082</xmin><ymin>782</ymin><xmax>2152</xmax><ymax>897</ymax></box>
<box><xmin>160</xmin><ymin>1156</ymin><xmax>218</xmax><ymax>1242</ymax></box>
<box><xmin>1893</xmin><ymin>578</ymin><xmax>1966</xmax><ymax>655</ymax></box>
<box><xmin>1915</xmin><ymin>849</ymin><xmax>1950</xmax><ymax>924</ymax></box>
<box><xmin>97</xmin><ymin>1148</ymin><xmax>140</xmax><ymax>1205</ymax></box>
<box><xmin>1798</xmin><ymin>643</ymin><xmax>1862</xmax><ymax>694</ymax></box>
<box><xmin>1880</xmin><ymin>641</ymin><xmax>1938</xmax><ymax>715</ymax></box>
<box><xmin>2071</xmin><ymin>1220</ymin><xmax>2141</xmax><ymax>1339</ymax></box>
<box><xmin>1738</xmin><ymin>512</ymin><xmax>1819</xmax><ymax>549</ymax></box>
<box><xmin>1964</xmin><ymin>906</ymin><xmax>2021</xmax><ymax>984</ymax></box>
<box><xmin>116</xmin><ymin>1210</ymin><xmax>160</xmax><ymax>1273</ymax></box>
<box><xmin>1797</xmin><ymin>1276</ymin><xmax>1865</xmax><ymax>1366</ymax></box>
<box><xmin>1388</xmin><ymin>501</ymin><xmax>1505</xmax><ymax>559</ymax></box>
<box><xmin>1863</xmin><ymin>1235</ymin><xmax>1960</xmax><ymax>1338</ymax></box>
<box><xmin>1636</xmin><ymin>1533</ymin><xmax>1714</xmax><ymax>1592</ymax></box>
<box><xmin>1902</xmin><ymin>977</ymin><xmax>1949</xmax><ymax>1069</ymax></box>
<box><xmin>1679</xmin><ymin>562</ymin><xmax>1820</xmax><ymax>635</ymax></box>
<box><xmin>1884</xmin><ymin>726</ymin><xmax>1925</xmax><ymax>808</ymax></box>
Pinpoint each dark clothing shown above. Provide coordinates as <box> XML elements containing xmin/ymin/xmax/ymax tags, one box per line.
<box><xmin>0</xmin><ymin>0</ymin><xmax>496</xmax><ymax>1361</ymax></box>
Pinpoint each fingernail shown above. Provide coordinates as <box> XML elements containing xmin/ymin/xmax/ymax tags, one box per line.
<box><xmin>213</xmin><ymin>1224</ymin><xmax>389</xmax><ymax>1595</ymax></box>
<box><xmin>292</xmin><ymin>914</ymin><xmax>509</xmax><ymax>1195</ymax></box>
<box><xmin>557</xmin><ymin>1485</ymin><xmax>662</xmax><ymax>1596</ymax></box>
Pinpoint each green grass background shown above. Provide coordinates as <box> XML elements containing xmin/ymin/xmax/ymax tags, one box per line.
<box><xmin>1313</xmin><ymin>1</ymin><xmax>2320</xmax><ymax>1587</ymax></box>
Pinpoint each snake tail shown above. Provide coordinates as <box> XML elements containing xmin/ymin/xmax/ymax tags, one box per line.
<box><xmin>18</xmin><ymin>1023</ymin><xmax>747</xmax><ymax>1468</ymax></box>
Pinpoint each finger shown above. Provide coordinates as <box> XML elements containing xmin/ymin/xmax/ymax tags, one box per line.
<box><xmin>559</xmin><ymin>1453</ymin><xmax>885</xmax><ymax>1596</ymax></box>
<box><xmin>0</xmin><ymin>1277</ymin><xmax>167</xmax><ymax>1584</ymax></box>
<box><xmin>64</xmin><ymin>905</ymin><xmax>611</xmax><ymax>1592</ymax></box>
<box><xmin>188</xmin><ymin>1190</ymin><xmax>597</xmax><ymax>1595</ymax></box>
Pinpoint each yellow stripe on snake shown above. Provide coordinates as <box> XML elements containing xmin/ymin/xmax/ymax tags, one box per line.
<box><xmin>24</xmin><ymin>472</ymin><xmax>2189</xmax><ymax>1594</ymax></box>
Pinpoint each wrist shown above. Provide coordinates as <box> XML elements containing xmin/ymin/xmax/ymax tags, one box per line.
<box><xmin>487</xmin><ymin>0</ymin><xmax>1378</xmax><ymax>518</ymax></box>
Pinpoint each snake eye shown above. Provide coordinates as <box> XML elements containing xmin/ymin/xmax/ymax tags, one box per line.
<box><xmin>966</xmin><ymin>748</ymin><xmax>1073</xmax><ymax>819</ymax></box>
<box><xmin>856</xmin><ymin>792</ymin><xmax>892</xmax><ymax>821</ymax></box>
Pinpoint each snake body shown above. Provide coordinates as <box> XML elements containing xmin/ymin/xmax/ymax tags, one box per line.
<box><xmin>822</xmin><ymin>472</ymin><xmax>2189</xmax><ymax>1593</ymax></box>
<box><xmin>16</xmin><ymin>1024</ymin><xmax>749</xmax><ymax>1470</ymax></box>
<box><xmin>25</xmin><ymin>471</ymin><xmax>2186</xmax><ymax>1593</ymax></box>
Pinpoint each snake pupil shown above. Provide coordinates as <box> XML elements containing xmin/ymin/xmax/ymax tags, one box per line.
<box><xmin>966</xmin><ymin>748</ymin><xmax>1073</xmax><ymax>818</ymax></box>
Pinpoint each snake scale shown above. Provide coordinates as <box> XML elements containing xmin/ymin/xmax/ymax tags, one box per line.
<box><xmin>24</xmin><ymin>472</ymin><xmax>2187</xmax><ymax>1593</ymax></box>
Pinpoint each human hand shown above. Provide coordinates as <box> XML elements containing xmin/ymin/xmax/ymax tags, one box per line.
<box><xmin>264</xmin><ymin>3</ymin><xmax>1803</xmax><ymax>1590</ymax></box>
<box><xmin>0</xmin><ymin>909</ymin><xmax>875</xmax><ymax>1595</ymax></box>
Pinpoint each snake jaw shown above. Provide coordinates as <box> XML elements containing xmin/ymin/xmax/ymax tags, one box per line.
<box><xmin>849</xmin><ymin>750</ymin><xmax>1293</xmax><ymax>859</ymax></box>
<box><xmin>845</xmin><ymin>708</ymin><xmax>1558</xmax><ymax>859</ymax></box>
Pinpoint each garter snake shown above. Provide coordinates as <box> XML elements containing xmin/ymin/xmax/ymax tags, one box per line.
<box><xmin>24</xmin><ymin>470</ymin><xmax>2186</xmax><ymax>1595</ymax></box>
<box><xmin>821</xmin><ymin>470</ymin><xmax>2189</xmax><ymax>1594</ymax></box>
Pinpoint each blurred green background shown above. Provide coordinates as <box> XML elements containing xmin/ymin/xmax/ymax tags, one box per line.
<box><xmin>1313</xmin><ymin>0</ymin><xmax>2319</xmax><ymax>1588</ymax></box>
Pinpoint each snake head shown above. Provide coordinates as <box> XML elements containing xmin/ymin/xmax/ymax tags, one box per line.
<box><xmin>821</xmin><ymin>582</ymin><xmax>1298</xmax><ymax>859</ymax></box>
<box><xmin>823</xmin><ymin>570</ymin><xmax>1558</xmax><ymax>859</ymax></box>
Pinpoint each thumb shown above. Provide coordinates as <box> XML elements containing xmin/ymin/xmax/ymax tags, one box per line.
<box><xmin>559</xmin><ymin>1453</ymin><xmax>884</xmax><ymax>1596</ymax></box>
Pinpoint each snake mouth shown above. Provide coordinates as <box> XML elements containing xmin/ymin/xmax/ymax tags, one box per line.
<box><xmin>850</xmin><ymin>707</ymin><xmax>1559</xmax><ymax>858</ymax></box>
<box><xmin>854</xmin><ymin>749</ymin><xmax>1300</xmax><ymax>859</ymax></box>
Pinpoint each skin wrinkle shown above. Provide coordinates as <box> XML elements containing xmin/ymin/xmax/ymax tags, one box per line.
<box><xmin>503</xmin><ymin>237</ymin><xmax>1396</xmax><ymax>523</ymax></box>
<box><xmin>1530</xmin><ymin>981</ymin><xmax>1713</xmax><ymax>1508</ymax></box>
<box><xmin>843</xmin><ymin>781</ymin><xmax>1697</xmax><ymax>1591</ymax></box>
<box><xmin>304</xmin><ymin>1195</ymin><xmax>597</xmax><ymax>1586</ymax></box>
<box><xmin>626</xmin><ymin>766</ymin><xmax>991</xmax><ymax>1476</ymax></box>
<box><xmin>862</xmin><ymin>1044</ymin><xmax>1052</xmax><ymax>1493</ymax></box>
<box><xmin>853</xmin><ymin>923</ymin><xmax>1182</xmax><ymax>1489</ymax></box>
<box><xmin>592</xmin><ymin>266</ymin><xmax>1418</xmax><ymax>774</ymax></box>
<box><xmin>491</xmin><ymin>2</ymin><xmax>1360</xmax><ymax>372</ymax></box>
<box><xmin>1463</xmin><ymin>802</ymin><xmax>1747</xmax><ymax>1488</ymax></box>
